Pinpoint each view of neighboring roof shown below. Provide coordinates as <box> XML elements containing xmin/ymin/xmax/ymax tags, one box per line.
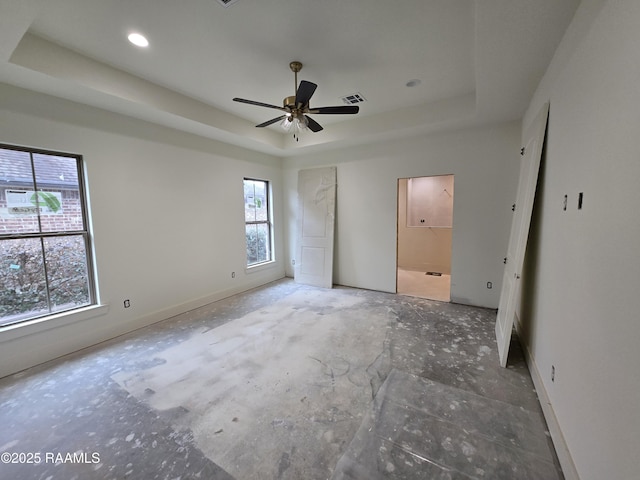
<box><xmin>0</xmin><ymin>146</ymin><xmax>79</xmax><ymax>189</ymax></box>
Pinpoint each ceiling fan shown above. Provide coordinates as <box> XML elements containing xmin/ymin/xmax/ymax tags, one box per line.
<box><xmin>233</xmin><ymin>61</ymin><xmax>359</xmax><ymax>140</ymax></box>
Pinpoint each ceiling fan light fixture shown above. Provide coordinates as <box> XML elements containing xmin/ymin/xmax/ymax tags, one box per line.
<box><xmin>281</xmin><ymin>115</ymin><xmax>308</xmax><ymax>141</ymax></box>
<box><xmin>280</xmin><ymin>116</ymin><xmax>293</xmax><ymax>131</ymax></box>
<box><xmin>281</xmin><ymin>115</ymin><xmax>307</xmax><ymax>130</ymax></box>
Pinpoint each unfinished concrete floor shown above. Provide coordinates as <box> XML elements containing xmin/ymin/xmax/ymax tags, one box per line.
<box><xmin>0</xmin><ymin>279</ymin><xmax>562</xmax><ymax>479</ymax></box>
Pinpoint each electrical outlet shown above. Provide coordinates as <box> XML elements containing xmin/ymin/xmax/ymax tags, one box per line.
<box><xmin>487</xmin><ymin>282</ymin><xmax>492</xmax><ymax>289</ymax></box>
<box><xmin>551</xmin><ymin>365</ymin><xmax>555</xmax><ymax>382</ymax></box>
<box><xmin>124</xmin><ymin>299</ymin><xmax>131</xmax><ymax>308</ymax></box>
<box><xmin>292</xmin><ymin>259</ymin><xmax>296</xmax><ymax>266</ymax></box>
<box><xmin>231</xmin><ymin>271</ymin><xmax>235</xmax><ymax>278</ymax></box>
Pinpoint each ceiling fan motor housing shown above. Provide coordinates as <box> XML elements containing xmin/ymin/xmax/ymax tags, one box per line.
<box><xmin>284</xmin><ymin>96</ymin><xmax>296</xmax><ymax>109</ymax></box>
<box><xmin>283</xmin><ymin>95</ymin><xmax>306</xmax><ymax>120</ymax></box>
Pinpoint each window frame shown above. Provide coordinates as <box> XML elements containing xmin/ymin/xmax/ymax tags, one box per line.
<box><xmin>0</xmin><ymin>143</ymin><xmax>97</xmax><ymax>327</ymax></box>
<box><xmin>243</xmin><ymin>177</ymin><xmax>274</xmax><ymax>268</ymax></box>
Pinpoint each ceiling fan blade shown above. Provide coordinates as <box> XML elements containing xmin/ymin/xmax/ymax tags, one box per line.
<box><xmin>308</xmin><ymin>105</ymin><xmax>360</xmax><ymax>115</ymax></box>
<box><xmin>233</xmin><ymin>97</ymin><xmax>287</xmax><ymax>111</ymax></box>
<box><xmin>305</xmin><ymin>115</ymin><xmax>323</xmax><ymax>132</ymax></box>
<box><xmin>295</xmin><ymin>80</ymin><xmax>317</xmax><ymax>108</ymax></box>
<box><xmin>256</xmin><ymin>115</ymin><xmax>287</xmax><ymax>128</ymax></box>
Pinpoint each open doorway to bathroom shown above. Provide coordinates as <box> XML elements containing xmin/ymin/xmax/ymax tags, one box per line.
<box><xmin>397</xmin><ymin>175</ymin><xmax>454</xmax><ymax>302</ymax></box>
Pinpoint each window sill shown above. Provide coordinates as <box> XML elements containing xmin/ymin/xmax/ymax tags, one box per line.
<box><xmin>245</xmin><ymin>260</ymin><xmax>277</xmax><ymax>275</ymax></box>
<box><xmin>0</xmin><ymin>304</ymin><xmax>110</xmax><ymax>343</ymax></box>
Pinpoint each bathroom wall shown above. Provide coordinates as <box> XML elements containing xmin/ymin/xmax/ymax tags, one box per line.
<box><xmin>397</xmin><ymin>177</ymin><xmax>453</xmax><ymax>274</ymax></box>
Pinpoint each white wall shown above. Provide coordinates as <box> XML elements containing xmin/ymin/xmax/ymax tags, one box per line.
<box><xmin>518</xmin><ymin>1</ymin><xmax>640</xmax><ymax>479</ymax></box>
<box><xmin>0</xmin><ymin>85</ymin><xmax>285</xmax><ymax>378</ymax></box>
<box><xmin>283</xmin><ymin>122</ymin><xmax>520</xmax><ymax>308</ymax></box>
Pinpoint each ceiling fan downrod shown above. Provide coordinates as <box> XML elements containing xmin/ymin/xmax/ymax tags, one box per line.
<box><xmin>286</xmin><ymin>61</ymin><xmax>305</xmax><ymax>141</ymax></box>
<box><xmin>289</xmin><ymin>61</ymin><xmax>303</xmax><ymax>93</ymax></box>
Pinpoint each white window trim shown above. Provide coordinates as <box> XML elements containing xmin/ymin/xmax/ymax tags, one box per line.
<box><xmin>245</xmin><ymin>259</ymin><xmax>276</xmax><ymax>275</ymax></box>
<box><xmin>0</xmin><ymin>144</ymin><xmax>98</xmax><ymax>327</ymax></box>
<box><xmin>0</xmin><ymin>304</ymin><xmax>109</xmax><ymax>343</ymax></box>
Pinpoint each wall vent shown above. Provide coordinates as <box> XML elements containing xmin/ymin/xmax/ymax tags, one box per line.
<box><xmin>341</xmin><ymin>93</ymin><xmax>366</xmax><ymax>105</ymax></box>
<box><xmin>216</xmin><ymin>0</ymin><xmax>240</xmax><ymax>7</ymax></box>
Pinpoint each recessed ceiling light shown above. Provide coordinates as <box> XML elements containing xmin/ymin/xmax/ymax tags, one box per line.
<box><xmin>406</xmin><ymin>79</ymin><xmax>421</xmax><ymax>87</ymax></box>
<box><xmin>128</xmin><ymin>33</ymin><xmax>149</xmax><ymax>48</ymax></box>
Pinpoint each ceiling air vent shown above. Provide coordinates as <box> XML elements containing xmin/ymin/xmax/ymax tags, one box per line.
<box><xmin>216</xmin><ymin>0</ymin><xmax>240</xmax><ymax>7</ymax></box>
<box><xmin>341</xmin><ymin>93</ymin><xmax>366</xmax><ymax>105</ymax></box>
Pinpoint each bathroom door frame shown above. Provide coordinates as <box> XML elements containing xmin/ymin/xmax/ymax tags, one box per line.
<box><xmin>396</xmin><ymin>174</ymin><xmax>454</xmax><ymax>300</ymax></box>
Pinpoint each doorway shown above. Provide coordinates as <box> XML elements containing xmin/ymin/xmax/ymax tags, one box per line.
<box><xmin>397</xmin><ymin>175</ymin><xmax>454</xmax><ymax>301</ymax></box>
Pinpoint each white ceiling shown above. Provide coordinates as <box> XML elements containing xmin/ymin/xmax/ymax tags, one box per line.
<box><xmin>0</xmin><ymin>0</ymin><xmax>580</xmax><ymax>156</ymax></box>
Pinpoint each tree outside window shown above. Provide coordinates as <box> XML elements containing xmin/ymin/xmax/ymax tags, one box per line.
<box><xmin>244</xmin><ymin>178</ymin><xmax>272</xmax><ymax>266</ymax></box>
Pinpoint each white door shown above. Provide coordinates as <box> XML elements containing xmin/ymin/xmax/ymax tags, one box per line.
<box><xmin>495</xmin><ymin>102</ymin><xmax>549</xmax><ymax>367</ymax></box>
<box><xmin>294</xmin><ymin>167</ymin><xmax>337</xmax><ymax>288</ymax></box>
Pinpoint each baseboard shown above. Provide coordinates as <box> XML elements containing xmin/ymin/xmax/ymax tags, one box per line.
<box><xmin>514</xmin><ymin>319</ymin><xmax>580</xmax><ymax>480</ymax></box>
<box><xmin>131</xmin><ymin>274</ymin><xmax>285</xmax><ymax>332</ymax></box>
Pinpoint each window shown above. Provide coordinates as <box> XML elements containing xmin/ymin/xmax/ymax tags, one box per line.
<box><xmin>0</xmin><ymin>144</ymin><xmax>95</xmax><ymax>327</ymax></box>
<box><xmin>243</xmin><ymin>178</ymin><xmax>272</xmax><ymax>266</ymax></box>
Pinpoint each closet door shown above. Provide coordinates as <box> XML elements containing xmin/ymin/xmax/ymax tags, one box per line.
<box><xmin>496</xmin><ymin>103</ymin><xmax>548</xmax><ymax>367</ymax></box>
